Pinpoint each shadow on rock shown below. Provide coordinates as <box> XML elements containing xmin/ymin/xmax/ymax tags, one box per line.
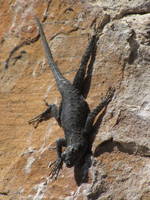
<box><xmin>74</xmin><ymin>107</ymin><xmax>108</xmax><ymax>186</ymax></box>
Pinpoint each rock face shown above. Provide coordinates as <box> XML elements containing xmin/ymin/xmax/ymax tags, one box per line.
<box><xmin>0</xmin><ymin>0</ymin><xmax>150</xmax><ymax>199</ymax></box>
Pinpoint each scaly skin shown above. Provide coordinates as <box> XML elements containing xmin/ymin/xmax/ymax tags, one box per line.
<box><xmin>29</xmin><ymin>18</ymin><xmax>115</xmax><ymax>180</ymax></box>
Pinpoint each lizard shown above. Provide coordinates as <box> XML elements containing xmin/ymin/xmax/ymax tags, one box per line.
<box><xmin>28</xmin><ymin>18</ymin><xmax>115</xmax><ymax>179</ymax></box>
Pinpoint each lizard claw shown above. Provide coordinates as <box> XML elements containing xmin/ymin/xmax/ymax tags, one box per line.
<box><xmin>28</xmin><ymin>106</ymin><xmax>52</xmax><ymax>128</ymax></box>
<box><xmin>28</xmin><ymin>114</ymin><xmax>42</xmax><ymax>128</ymax></box>
<box><xmin>107</xmin><ymin>87</ymin><xmax>115</xmax><ymax>96</ymax></box>
<box><xmin>48</xmin><ymin>158</ymin><xmax>63</xmax><ymax>180</ymax></box>
<box><xmin>100</xmin><ymin>87</ymin><xmax>115</xmax><ymax>105</ymax></box>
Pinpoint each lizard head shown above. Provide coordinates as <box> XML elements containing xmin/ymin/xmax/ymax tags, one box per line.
<box><xmin>61</xmin><ymin>143</ymin><xmax>88</xmax><ymax>168</ymax></box>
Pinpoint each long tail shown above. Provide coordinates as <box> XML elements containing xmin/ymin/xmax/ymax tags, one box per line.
<box><xmin>35</xmin><ymin>17</ymin><xmax>66</xmax><ymax>85</ymax></box>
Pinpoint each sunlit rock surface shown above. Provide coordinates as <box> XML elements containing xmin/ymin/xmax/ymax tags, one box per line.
<box><xmin>0</xmin><ymin>0</ymin><xmax>150</xmax><ymax>199</ymax></box>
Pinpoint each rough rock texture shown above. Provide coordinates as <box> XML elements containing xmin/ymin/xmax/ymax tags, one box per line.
<box><xmin>0</xmin><ymin>0</ymin><xmax>150</xmax><ymax>200</ymax></box>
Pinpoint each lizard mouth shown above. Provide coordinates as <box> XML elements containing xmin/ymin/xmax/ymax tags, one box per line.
<box><xmin>65</xmin><ymin>161</ymin><xmax>74</xmax><ymax>168</ymax></box>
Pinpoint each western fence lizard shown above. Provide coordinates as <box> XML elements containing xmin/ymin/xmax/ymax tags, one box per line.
<box><xmin>28</xmin><ymin>18</ymin><xmax>115</xmax><ymax>179</ymax></box>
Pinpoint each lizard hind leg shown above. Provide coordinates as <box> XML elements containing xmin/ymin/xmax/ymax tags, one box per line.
<box><xmin>28</xmin><ymin>101</ymin><xmax>60</xmax><ymax>128</ymax></box>
<box><xmin>73</xmin><ymin>33</ymin><xmax>98</xmax><ymax>96</ymax></box>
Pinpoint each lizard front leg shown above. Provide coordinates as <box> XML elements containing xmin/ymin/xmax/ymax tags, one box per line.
<box><xmin>49</xmin><ymin>138</ymin><xmax>66</xmax><ymax>180</ymax></box>
<box><xmin>84</xmin><ymin>87</ymin><xmax>115</xmax><ymax>132</ymax></box>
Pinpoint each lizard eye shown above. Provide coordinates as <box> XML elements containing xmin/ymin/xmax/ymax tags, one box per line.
<box><xmin>72</xmin><ymin>144</ymin><xmax>80</xmax><ymax>152</ymax></box>
<box><xmin>71</xmin><ymin>147</ymin><xmax>76</xmax><ymax>153</ymax></box>
<box><xmin>70</xmin><ymin>146</ymin><xmax>75</xmax><ymax>153</ymax></box>
<box><xmin>61</xmin><ymin>151</ymin><xmax>66</xmax><ymax>160</ymax></box>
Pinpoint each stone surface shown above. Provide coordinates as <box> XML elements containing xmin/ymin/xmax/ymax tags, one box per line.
<box><xmin>0</xmin><ymin>0</ymin><xmax>150</xmax><ymax>200</ymax></box>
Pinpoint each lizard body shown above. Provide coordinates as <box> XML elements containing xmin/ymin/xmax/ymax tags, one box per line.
<box><xmin>29</xmin><ymin>18</ymin><xmax>114</xmax><ymax>179</ymax></box>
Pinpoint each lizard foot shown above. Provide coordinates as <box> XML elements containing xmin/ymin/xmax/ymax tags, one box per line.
<box><xmin>28</xmin><ymin>114</ymin><xmax>43</xmax><ymax>128</ymax></box>
<box><xmin>48</xmin><ymin>158</ymin><xmax>63</xmax><ymax>180</ymax></box>
<box><xmin>103</xmin><ymin>87</ymin><xmax>115</xmax><ymax>102</ymax></box>
<box><xmin>28</xmin><ymin>106</ymin><xmax>52</xmax><ymax>128</ymax></box>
